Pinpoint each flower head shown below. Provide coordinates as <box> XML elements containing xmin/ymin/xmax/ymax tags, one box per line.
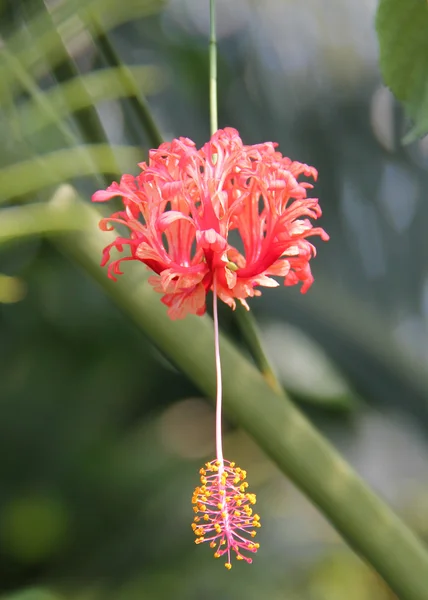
<box><xmin>191</xmin><ymin>459</ymin><xmax>261</xmax><ymax>569</ymax></box>
<box><xmin>92</xmin><ymin>128</ymin><xmax>329</xmax><ymax>319</ymax></box>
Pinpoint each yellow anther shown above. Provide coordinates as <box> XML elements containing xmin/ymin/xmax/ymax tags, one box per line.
<box><xmin>234</xmin><ymin>510</ymin><xmax>240</xmax><ymax>517</ymax></box>
<box><xmin>225</xmin><ymin>562</ymin><xmax>232</xmax><ymax>570</ymax></box>
<box><xmin>251</xmin><ymin>531</ymin><xmax>257</xmax><ymax>537</ymax></box>
<box><xmin>253</xmin><ymin>514</ymin><xmax>260</xmax><ymax>521</ymax></box>
<box><xmin>230</xmin><ymin>462</ymin><xmax>235</xmax><ymax>467</ymax></box>
<box><xmin>237</xmin><ymin>554</ymin><xmax>243</xmax><ymax>560</ymax></box>
<box><xmin>210</xmin><ymin>541</ymin><xmax>216</xmax><ymax>548</ymax></box>
<box><xmin>204</xmin><ymin>514</ymin><xmax>209</xmax><ymax>521</ymax></box>
<box><xmin>194</xmin><ymin>537</ymin><xmax>205</xmax><ymax>544</ymax></box>
<box><xmin>217</xmin><ymin>503</ymin><xmax>223</xmax><ymax>510</ymax></box>
<box><xmin>199</xmin><ymin>468</ymin><xmax>206</xmax><ymax>475</ymax></box>
<box><xmin>194</xmin><ymin>516</ymin><xmax>200</xmax><ymax>522</ymax></box>
<box><xmin>226</xmin><ymin>261</ymin><xmax>238</xmax><ymax>272</ymax></box>
<box><xmin>221</xmin><ymin>511</ymin><xmax>227</xmax><ymax>518</ymax></box>
<box><xmin>214</xmin><ymin>552</ymin><xmax>220</xmax><ymax>558</ymax></box>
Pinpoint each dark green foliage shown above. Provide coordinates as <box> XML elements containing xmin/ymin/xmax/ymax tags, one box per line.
<box><xmin>376</xmin><ymin>0</ymin><xmax>428</xmax><ymax>142</ymax></box>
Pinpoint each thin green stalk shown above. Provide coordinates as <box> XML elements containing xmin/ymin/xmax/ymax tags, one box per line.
<box><xmin>51</xmin><ymin>187</ymin><xmax>428</xmax><ymax>599</ymax></box>
<box><xmin>209</xmin><ymin>0</ymin><xmax>218</xmax><ymax>135</ymax></box>
<box><xmin>208</xmin><ymin>0</ymin><xmax>283</xmax><ymax>394</ymax></box>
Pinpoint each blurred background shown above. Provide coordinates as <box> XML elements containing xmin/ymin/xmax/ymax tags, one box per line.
<box><xmin>0</xmin><ymin>0</ymin><xmax>427</xmax><ymax>598</ymax></box>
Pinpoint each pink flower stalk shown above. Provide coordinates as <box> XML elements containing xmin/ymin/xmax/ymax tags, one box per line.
<box><xmin>92</xmin><ymin>128</ymin><xmax>329</xmax><ymax>569</ymax></box>
<box><xmin>92</xmin><ymin>127</ymin><xmax>329</xmax><ymax>320</ymax></box>
<box><xmin>192</xmin><ymin>460</ymin><xmax>261</xmax><ymax>569</ymax></box>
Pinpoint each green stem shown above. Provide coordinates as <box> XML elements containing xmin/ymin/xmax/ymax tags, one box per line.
<box><xmin>52</xmin><ymin>188</ymin><xmax>428</xmax><ymax>600</ymax></box>
<box><xmin>209</xmin><ymin>0</ymin><xmax>218</xmax><ymax>135</ymax></box>
<box><xmin>208</xmin><ymin>0</ymin><xmax>282</xmax><ymax>394</ymax></box>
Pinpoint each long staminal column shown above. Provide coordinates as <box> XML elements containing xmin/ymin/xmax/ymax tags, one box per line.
<box><xmin>191</xmin><ymin>276</ymin><xmax>261</xmax><ymax>569</ymax></box>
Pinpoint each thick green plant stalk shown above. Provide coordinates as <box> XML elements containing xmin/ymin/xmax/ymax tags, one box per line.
<box><xmin>50</xmin><ymin>186</ymin><xmax>428</xmax><ymax>600</ymax></box>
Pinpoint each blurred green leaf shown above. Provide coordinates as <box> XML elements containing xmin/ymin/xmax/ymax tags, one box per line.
<box><xmin>0</xmin><ymin>589</ymin><xmax>63</xmax><ymax>600</ymax></box>
<box><xmin>94</xmin><ymin>27</ymin><xmax>164</xmax><ymax>148</ymax></box>
<box><xmin>0</xmin><ymin>494</ymin><xmax>70</xmax><ymax>563</ymax></box>
<box><xmin>308</xmin><ymin>552</ymin><xmax>392</xmax><ymax>600</ymax></box>
<box><xmin>262</xmin><ymin>322</ymin><xmax>358</xmax><ymax>411</ymax></box>
<box><xmin>376</xmin><ymin>0</ymin><xmax>428</xmax><ymax>143</ymax></box>
<box><xmin>0</xmin><ymin>145</ymin><xmax>142</xmax><ymax>201</ymax></box>
<box><xmin>0</xmin><ymin>197</ymin><xmax>85</xmax><ymax>246</ymax></box>
<box><xmin>1</xmin><ymin>47</ymin><xmax>76</xmax><ymax>146</ymax></box>
<box><xmin>0</xmin><ymin>0</ymin><xmax>164</xmax><ymax>102</ymax></box>
<box><xmin>0</xmin><ymin>274</ymin><xmax>26</xmax><ymax>303</ymax></box>
<box><xmin>13</xmin><ymin>66</ymin><xmax>164</xmax><ymax>138</ymax></box>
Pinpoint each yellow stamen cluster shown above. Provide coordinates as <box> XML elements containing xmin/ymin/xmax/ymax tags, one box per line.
<box><xmin>191</xmin><ymin>459</ymin><xmax>261</xmax><ymax>569</ymax></box>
